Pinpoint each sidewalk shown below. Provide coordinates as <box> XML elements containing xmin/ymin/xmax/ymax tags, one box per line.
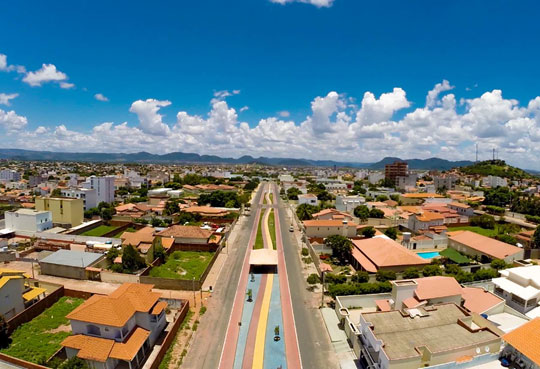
<box><xmin>202</xmin><ymin>214</ymin><xmax>247</xmax><ymax>291</ymax></box>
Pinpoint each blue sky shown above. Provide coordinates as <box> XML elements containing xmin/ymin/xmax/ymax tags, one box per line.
<box><xmin>1</xmin><ymin>0</ymin><xmax>540</xmax><ymax>168</ymax></box>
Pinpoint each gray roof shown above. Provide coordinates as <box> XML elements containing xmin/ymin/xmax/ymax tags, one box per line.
<box><xmin>39</xmin><ymin>249</ymin><xmax>103</xmax><ymax>268</ymax></box>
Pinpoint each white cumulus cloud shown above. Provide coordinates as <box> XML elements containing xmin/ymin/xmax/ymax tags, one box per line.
<box><xmin>23</xmin><ymin>64</ymin><xmax>69</xmax><ymax>87</ymax></box>
<box><xmin>94</xmin><ymin>93</ymin><xmax>109</xmax><ymax>102</ymax></box>
<box><xmin>129</xmin><ymin>99</ymin><xmax>172</xmax><ymax>136</ymax></box>
<box><xmin>0</xmin><ymin>93</ymin><xmax>19</xmax><ymax>106</ymax></box>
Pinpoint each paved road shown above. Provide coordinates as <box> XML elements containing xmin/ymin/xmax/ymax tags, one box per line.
<box><xmin>182</xmin><ymin>185</ymin><xmax>264</xmax><ymax>369</ymax></box>
<box><xmin>275</xmin><ymin>184</ymin><xmax>339</xmax><ymax>369</ymax></box>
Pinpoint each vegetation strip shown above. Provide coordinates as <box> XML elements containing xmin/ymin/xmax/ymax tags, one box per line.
<box><xmin>254</xmin><ymin>210</ymin><xmax>265</xmax><ymax>249</ymax></box>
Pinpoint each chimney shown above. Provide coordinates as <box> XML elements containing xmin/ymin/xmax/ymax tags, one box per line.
<box><xmin>391</xmin><ymin>279</ymin><xmax>418</xmax><ymax>311</ymax></box>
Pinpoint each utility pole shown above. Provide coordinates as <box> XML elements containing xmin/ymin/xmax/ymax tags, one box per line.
<box><xmin>475</xmin><ymin>144</ymin><xmax>478</xmax><ymax>162</ymax></box>
<box><xmin>321</xmin><ymin>271</ymin><xmax>325</xmax><ymax>308</ymax></box>
<box><xmin>493</xmin><ymin>148</ymin><xmax>495</xmax><ymax>161</ymax></box>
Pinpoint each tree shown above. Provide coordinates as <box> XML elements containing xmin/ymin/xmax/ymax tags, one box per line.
<box><xmin>153</xmin><ymin>238</ymin><xmax>166</xmax><ymax>262</ymax></box>
<box><xmin>164</xmin><ymin>199</ymin><xmax>181</xmax><ymax>216</ymax></box>
<box><xmin>375</xmin><ymin>195</ymin><xmax>389</xmax><ymax>202</ymax></box>
<box><xmin>384</xmin><ymin>227</ymin><xmax>397</xmax><ymax>240</ymax></box>
<box><xmin>354</xmin><ymin>205</ymin><xmax>370</xmax><ymax>222</ymax></box>
<box><xmin>325</xmin><ymin>235</ymin><xmax>353</xmax><ymax>265</ymax></box>
<box><xmin>473</xmin><ymin>268</ymin><xmax>499</xmax><ymax>281</ymax></box>
<box><xmin>375</xmin><ymin>270</ymin><xmax>396</xmax><ymax>282</ymax></box>
<box><xmin>307</xmin><ymin>273</ymin><xmax>320</xmax><ymax>285</ymax></box>
<box><xmin>490</xmin><ymin>259</ymin><xmax>507</xmax><ymax>270</ymax></box>
<box><xmin>444</xmin><ymin>264</ymin><xmax>462</xmax><ymax>275</ymax></box>
<box><xmin>286</xmin><ymin>187</ymin><xmax>301</xmax><ymax>200</ymax></box>
<box><xmin>122</xmin><ymin>245</ymin><xmax>146</xmax><ymax>272</ymax></box>
<box><xmin>296</xmin><ymin>203</ymin><xmax>319</xmax><ymax>220</ymax></box>
<box><xmin>532</xmin><ymin>226</ymin><xmax>540</xmax><ymax>249</ymax></box>
<box><xmin>106</xmin><ymin>247</ymin><xmax>120</xmax><ymax>263</ymax></box>
<box><xmin>359</xmin><ymin>226</ymin><xmax>376</xmax><ymax>238</ymax></box>
<box><xmin>402</xmin><ymin>267</ymin><xmax>420</xmax><ymax>279</ymax></box>
<box><xmin>369</xmin><ymin>208</ymin><xmax>385</xmax><ymax>218</ymax></box>
<box><xmin>51</xmin><ymin>188</ymin><xmax>62</xmax><ymax>197</ymax></box>
<box><xmin>422</xmin><ymin>265</ymin><xmax>443</xmax><ymax>276</ymax></box>
<box><xmin>0</xmin><ymin>314</ymin><xmax>10</xmax><ymax>349</ymax></box>
<box><xmin>351</xmin><ymin>271</ymin><xmax>369</xmax><ymax>283</ymax></box>
<box><xmin>470</xmin><ymin>214</ymin><xmax>496</xmax><ymax>229</ymax></box>
<box><xmin>176</xmin><ymin>211</ymin><xmax>201</xmax><ymax>225</ymax></box>
<box><xmin>101</xmin><ymin>207</ymin><xmax>114</xmax><ymax>223</ymax></box>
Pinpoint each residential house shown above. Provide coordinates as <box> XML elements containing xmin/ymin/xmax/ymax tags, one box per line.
<box><xmin>62</xmin><ymin>283</ymin><xmax>168</xmax><ymax>369</ymax></box>
<box><xmin>447</xmin><ymin>202</ymin><xmax>475</xmax><ymax>217</ymax></box>
<box><xmin>297</xmin><ymin>193</ymin><xmax>319</xmax><ymax>206</ymax></box>
<box><xmin>447</xmin><ymin>230</ymin><xmax>524</xmax><ymax>263</ymax></box>
<box><xmin>311</xmin><ymin>208</ymin><xmax>354</xmax><ymax>222</ymax></box>
<box><xmin>356</xmin><ymin>303</ymin><xmax>502</xmax><ymax>369</ymax></box>
<box><xmin>407</xmin><ymin>211</ymin><xmax>445</xmax><ymax>233</ymax></box>
<box><xmin>400</xmin><ymin>193</ymin><xmax>445</xmax><ymax>205</ymax></box>
<box><xmin>115</xmin><ymin>203</ymin><xmax>152</xmax><ymax>219</ymax></box>
<box><xmin>157</xmin><ymin>225</ymin><xmax>220</xmax><ymax>251</ymax></box>
<box><xmin>4</xmin><ymin>209</ymin><xmax>53</xmax><ymax>232</ymax></box>
<box><xmin>351</xmin><ymin>237</ymin><xmax>429</xmax><ymax>273</ymax></box>
<box><xmin>493</xmin><ymin>265</ymin><xmax>540</xmax><ymax>316</ymax></box>
<box><xmin>0</xmin><ymin>268</ymin><xmax>46</xmax><ymax>319</ymax></box>
<box><xmin>302</xmin><ymin>219</ymin><xmax>357</xmax><ymax>238</ymax></box>
<box><xmin>335</xmin><ymin>195</ymin><xmax>364</xmax><ymax>213</ymax></box>
<box><xmin>501</xmin><ymin>318</ymin><xmax>540</xmax><ymax>369</ymax></box>
<box><xmin>483</xmin><ymin>175</ymin><xmax>508</xmax><ymax>188</ymax></box>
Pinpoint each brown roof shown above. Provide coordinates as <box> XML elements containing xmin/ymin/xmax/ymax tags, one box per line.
<box><xmin>414</xmin><ymin>276</ymin><xmax>462</xmax><ymax>300</ymax></box>
<box><xmin>352</xmin><ymin>238</ymin><xmax>429</xmax><ymax>269</ymax></box>
<box><xmin>184</xmin><ymin>206</ymin><xmax>228</xmax><ymax>216</ymax></box>
<box><xmin>461</xmin><ymin>287</ymin><xmax>504</xmax><ymax>314</ymax></box>
<box><xmin>157</xmin><ymin>225</ymin><xmax>213</xmax><ymax>239</ymax></box>
<box><xmin>161</xmin><ymin>237</ymin><xmax>174</xmax><ymax>249</ymax></box>
<box><xmin>62</xmin><ymin>327</ymin><xmax>150</xmax><ymax>362</ymax></box>
<box><xmin>503</xmin><ymin>318</ymin><xmax>540</xmax><ymax>366</ymax></box>
<box><xmin>416</xmin><ymin>211</ymin><xmax>444</xmax><ymax>222</ymax></box>
<box><xmin>66</xmin><ymin>283</ymin><xmax>161</xmax><ymax>327</ymax></box>
<box><xmin>121</xmin><ymin>227</ymin><xmax>155</xmax><ymax>247</ymax></box>
<box><xmin>151</xmin><ymin>301</ymin><xmax>167</xmax><ymax>315</ymax></box>
<box><xmin>375</xmin><ymin>299</ymin><xmax>391</xmax><ymax>312</ymax></box>
<box><xmin>448</xmin><ymin>230</ymin><xmax>522</xmax><ymax>259</ymax></box>
<box><xmin>402</xmin><ymin>193</ymin><xmax>444</xmax><ymax>198</ymax></box>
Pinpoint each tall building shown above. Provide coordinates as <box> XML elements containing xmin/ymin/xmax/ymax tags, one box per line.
<box><xmin>434</xmin><ymin>175</ymin><xmax>457</xmax><ymax>191</ymax></box>
<box><xmin>83</xmin><ymin>176</ymin><xmax>115</xmax><ymax>204</ymax></box>
<box><xmin>35</xmin><ymin>197</ymin><xmax>84</xmax><ymax>227</ymax></box>
<box><xmin>0</xmin><ymin>169</ymin><xmax>21</xmax><ymax>182</ymax></box>
<box><xmin>385</xmin><ymin>161</ymin><xmax>408</xmax><ymax>183</ymax></box>
<box><xmin>61</xmin><ymin>188</ymin><xmax>98</xmax><ymax>210</ymax></box>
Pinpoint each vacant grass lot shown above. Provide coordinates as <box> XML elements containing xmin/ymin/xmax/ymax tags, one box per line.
<box><xmin>113</xmin><ymin>227</ymin><xmax>137</xmax><ymax>238</ymax></box>
<box><xmin>449</xmin><ymin>226</ymin><xmax>499</xmax><ymax>237</ymax></box>
<box><xmin>149</xmin><ymin>251</ymin><xmax>214</xmax><ymax>280</ymax></box>
<box><xmin>1</xmin><ymin>297</ymin><xmax>84</xmax><ymax>364</ymax></box>
<box><xmin>268</xmin><ymin>209</ymin><xmax>276</xmax><ymax>250</ymax></box>
<box><xmin>81</xmin><ymin>225</ymin><xmax>119</xmax><ymax>237</ymax></box>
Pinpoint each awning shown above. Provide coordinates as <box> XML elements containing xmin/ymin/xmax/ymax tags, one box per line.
<box><xmin>23</xmin><ymin>287</ymin><xmax>46</xmax><ymax>301</ymax></box>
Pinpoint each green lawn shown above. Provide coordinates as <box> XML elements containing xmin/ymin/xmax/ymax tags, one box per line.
<box><xmin>254</xmin><ymin>210</ymin><xmax>264</xmax><ymax>249</ymax></box>
<box><xmin>440</xmin><ymin>248</ymin><xmax>472</xmax><ymax>264</ymax></box>
<box><xmin>268</xmin><ymin>209</ymin><xmax>276</xmax><ymax>250</ymax></box>
<box><xmin>112</xmin><ymin>227</ymin><xmax>136</xmax><ymax>238</ymax></box>
<box><xmin>1</xmin><ymin>297</ymin><xmax>84</xmax><ymax>364</ymax></box>
<box><xmin>449</xmin><ymin>226</ymin><xmax>499</xmax><ymax>237</ymax></box>
<box><xmin>269</xmin><ymin>193</ymin><xmax>274</xmax><ymax>204</ymax></box>
<box><xmin>149</xmin><ymin>251</ymin><xmax>214</xmax><ymax>280</ymax></box>
<box><xmin>81</xmin><ymin>225</ymin><xmax>119</xmax><ymax>237</ymax></box>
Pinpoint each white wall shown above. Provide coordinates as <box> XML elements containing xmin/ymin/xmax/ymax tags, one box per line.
<box><xmin>5</xmin><ymin>210</ymin><xmax>53</xmax><ymax>232</ymax></box>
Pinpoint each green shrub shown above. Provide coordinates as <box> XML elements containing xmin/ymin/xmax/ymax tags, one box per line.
<box><xmin>351</xmin><ymin>271</ymin><xmax>369</xmax><ymax>283</ymax></box>
<box><xmin>325</xmin><ymin>273</ymin><xmax>347</xmax><ymax>284</ymax></box>
<box><xmin>307</xmin><ymin>273</ymin><xmax>320</xmax><ymax>285</ymax></box>
<box><xmin>422</xmin><ymin>265</ymin><xmax>443</xmax><ymax>277</ymax></box>
<box><xmin>402</xmin><ymin>267</ymin><xmax>420</xmax><ymax>279</ymax></box>
<box><xmin>375</xmin><ymin>270</ymin><xmax>396</xmax><ymax>282</ymax></box>
<box><xmin>301</xmin><ymin>248</ymin><xmax>309</xmax><ymax>256</ymax></box>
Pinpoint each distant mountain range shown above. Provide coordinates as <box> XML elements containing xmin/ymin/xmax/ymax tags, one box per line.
<box><xmin>0</xmin><ymin>148</ymin><xmax>476</xmax><ymax>170</ymax></box>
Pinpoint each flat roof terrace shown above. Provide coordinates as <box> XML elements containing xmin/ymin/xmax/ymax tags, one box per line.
<box><xmin>362</xmin><ymin>304</ymin><xmax>500</xmax><ymax>360</ymax></box>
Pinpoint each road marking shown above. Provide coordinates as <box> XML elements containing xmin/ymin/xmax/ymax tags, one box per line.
<box><xmin>252</xmin><ymin>273</ymin><xmax>274</xmax><ymax>369</ymax></box>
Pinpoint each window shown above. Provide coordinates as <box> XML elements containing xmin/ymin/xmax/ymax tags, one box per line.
<box><xmin>86</xmin><ymin>324</ymin><xmax>101</xmax><ymax>336</ymax></box>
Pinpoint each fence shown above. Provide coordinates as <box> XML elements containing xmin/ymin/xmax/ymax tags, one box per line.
<box><xmin>7</xmin><ymin>285</ymin><xmax>64</xmax><ymax>334</ymax></box>
<box><xmin>0</xmin><ymin>353</ymin><xmax>49</xmax><ymax>369</ymax></box>
<box><xmin>149</xmin><ymin>300</ymin><xmax>190</xmax><ymax>369</ymax></box>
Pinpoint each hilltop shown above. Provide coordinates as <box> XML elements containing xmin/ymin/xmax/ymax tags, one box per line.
<box><xmin>458</xmin><ymin>160</ymin><xmax>534</xmax><ymax>179</ymax></box>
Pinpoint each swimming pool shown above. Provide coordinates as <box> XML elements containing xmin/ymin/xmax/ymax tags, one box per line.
<box><xmin>416</xmin><ymin>251</ymin><xmax>440</xmax><ymax>259</ymax></box>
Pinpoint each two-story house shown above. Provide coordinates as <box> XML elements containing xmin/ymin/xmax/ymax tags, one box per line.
<box><xmin>62</xmin><ymin>283</ymin><xmax>168</xmax><ymax>369</ymax></box>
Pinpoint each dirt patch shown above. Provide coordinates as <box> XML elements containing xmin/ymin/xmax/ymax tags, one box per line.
<box><xmin>47</xmin><ymin>324</ymin><xmax>71</xmax><ymax>334</ymax></box>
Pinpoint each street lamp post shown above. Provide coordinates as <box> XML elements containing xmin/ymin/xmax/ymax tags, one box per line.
<box><xmin>321</xmin><ymin>271</ymin><xmax>325</xmax><ymax>308</ymax></box>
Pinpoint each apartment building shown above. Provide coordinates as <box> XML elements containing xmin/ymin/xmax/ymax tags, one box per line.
<box><xmin>0</xmin><ymin>169</ymin><xmax>21</xmax><ymax>182</ymax></box>
<box><xmin>434</xmin><ymin>175</ymin><xmax>457</xmax><ymax>191</ymax></box>
<box><xmin>384</xmin><ymin>161</ymin><xmax>408</xmax><ymax>183</ymax></box>
<box><xmin>335</xmin><ymin>195</ymin><xmax>365</xmax><ymax>213</ymax></box>
<box><xmin>35</xmin><ymin>197</ymin><xmax>84</xmax><ymax>227</ymax></box>
<box><xmin>62</xmin><ymin>283</ymin><xmax>168</xmax><ymax>369</ymax></box>
<box><xmin>61</xmin><ymin>187</ymin><xmax>98</xmax><ymax>210</ymax></box>
<box><xmin>84</xmin><ymin>175</ymin><xmax>115</xmax><ymax>204</ymax></box>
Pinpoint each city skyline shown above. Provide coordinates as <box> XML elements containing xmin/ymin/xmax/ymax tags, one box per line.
<box><xmin>1</xmin><ymin>0</ymin><xmax>540</xmax><ymax>168</ymax></box>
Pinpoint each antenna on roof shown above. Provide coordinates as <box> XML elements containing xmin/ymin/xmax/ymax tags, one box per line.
<box><xmin>475</xmin><ymin>144</ymin><xmax>478</xmax><ymax>162</ymax></box>
<box><xmin>492</xmin><ymin>148</ymin><xmax>495</xmax><ymax>161</ymax></box>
